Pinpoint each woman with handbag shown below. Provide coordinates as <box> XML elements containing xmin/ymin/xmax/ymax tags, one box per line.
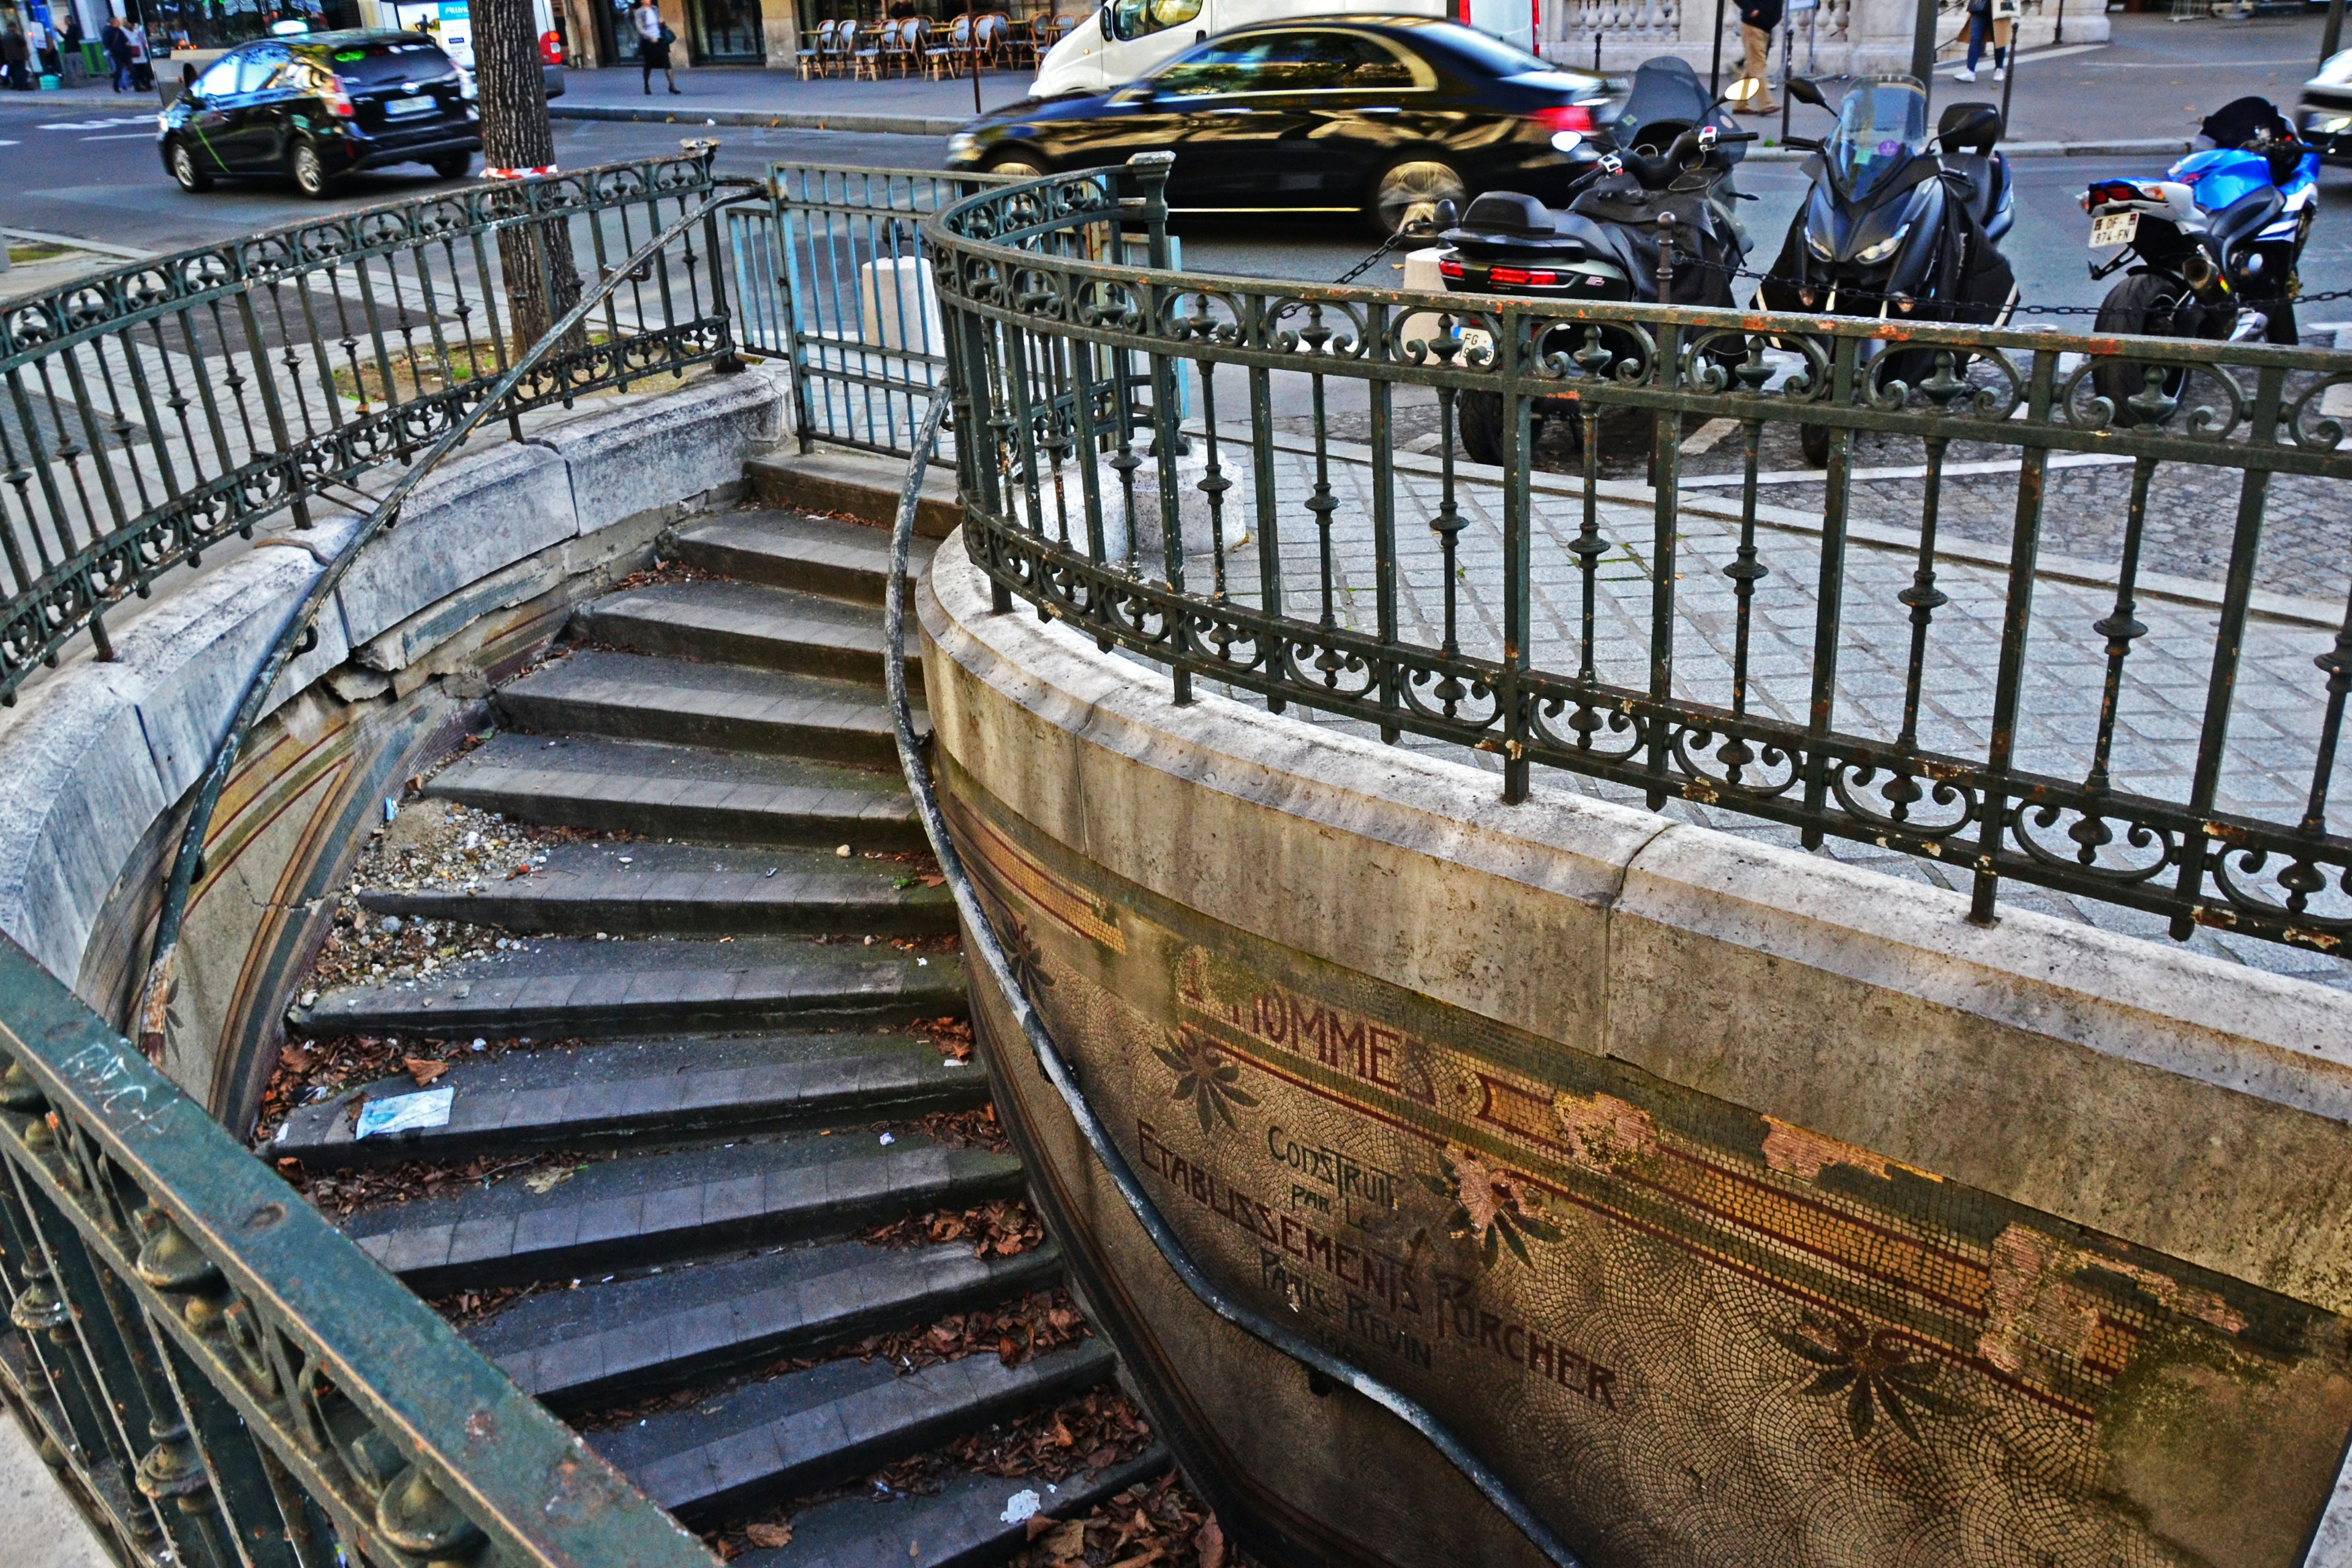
<box><xmin>1957</xmin><ymin>0</ymin><xmax>2013</xmax><ymax>83</ymax></box>
<box><xmin>633</xmin><ymin>0</ymin><xmax>679</xmax><ymax>95</ymax></box>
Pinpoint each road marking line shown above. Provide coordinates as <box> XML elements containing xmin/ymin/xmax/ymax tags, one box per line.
<box><xmin>36</xmin><ymin>116</ymin><xmax>156</xmax><ymax>130</ymax></box>
<box><xmin>80</xmin><ymin>132</ymin><xmax>160</xmax><ymax>141</ymax></box>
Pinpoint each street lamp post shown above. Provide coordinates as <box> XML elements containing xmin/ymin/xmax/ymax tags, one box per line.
<box><xmin>2324</xmin><ymin>0</ymin><xmax>2346</xmax><ymax>71</ymax></box>
<box><xmin>1910</xmin><ymin>0</ymin><xmax>1937</xmax><ymax>107</ymax></box>
<box><xmin>1709</xmin><ymin>0</ymin><xmax>1726</xmax><ymax>96</ymax></box>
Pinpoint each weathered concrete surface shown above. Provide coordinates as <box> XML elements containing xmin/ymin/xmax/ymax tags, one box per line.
<box><xmin>0</xmin><ymin>371</ymin><xmax>785</xmax><ymax>1112</ymax></box>
<box><xmin>920</xmin><ymin>533</ymin><xmax>2352</xmax><ymax>1568</ymax></box>
<box><xmin>0</xmin><ymin>1420</ymin><xmax>109</xmax><ymax>1568</ymax></box>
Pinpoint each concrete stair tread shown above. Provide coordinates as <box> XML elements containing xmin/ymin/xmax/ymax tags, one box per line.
<box><xmin>468</xmin><ymin>1238</ymin><xmax>1061</xmax><ymax>1408</ymax></box>
<box><xmin>575</xmin><ymin>579</ymin><xmax>920</xmax><ymax>685</ymax></box>
<box><xmin>497</xmin><ymin>650</ymin><xmax>921</xmax><ymax>761</ymax></box>
<box><xmin>274</xmin><ymin>1032</ymin><xmax>984</xmax><ymax>1168</ymax></box>
<box><xmin>337</xmin><ymin>1134</ymin><xmax>1023</xmax><ymax>1292</ymax></box>
<box><xmin>590</xmin><ymin>1338</ymin><xmax>1117</xmax><ymax>1520</ymax></box>
<box><xmin>292</xmin><ymin>934</ymin><xmax>966</xmax><ymax>1039</ymax></box>
<box><xmin>426</xmin><ymin>733</ymin><xmax>921</xmax><ymax>850</ymax></box>
<box><xmin>358</xmin><ymin>842</ymin><xmax>955</xmax><ymax>938</ymax></box>
<box><xmin>670</xmin><ymin>510</ymin><xmax>933</xmax><ymax>606</ymax></box>
<box><xmin>746</xmin><ymin>1447</ymin><xmax>1172</xmax><ymax>1568</ymax></box>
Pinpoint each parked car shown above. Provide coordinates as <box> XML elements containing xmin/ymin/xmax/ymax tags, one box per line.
<box><xmin>157</xmin><ymin>28</ymin><xmax>481</xmax><ymax>198</ymax></box>
<box><xmin>948</xmin><ymin>17</ymin><xmax>1613</xmax><ymax>233</ymax></box>
<box><xmin>2299</xmin><ymin>47</ymin><xmax>2352</xmax><ymax>164</ymax></box>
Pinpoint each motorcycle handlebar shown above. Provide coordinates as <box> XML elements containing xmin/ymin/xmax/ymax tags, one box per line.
<box><xmin>1615</xmin><ymin>127</ymin><xmax>1758</xmax><ymax>189</ymax></box>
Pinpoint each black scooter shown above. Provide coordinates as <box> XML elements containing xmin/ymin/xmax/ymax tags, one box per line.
<box><xmin>1434</xmin><ymin>64</ymin><xmax>1763</xmax><ymax>465</ymax></box>
<box><xmin>1755</xmin><ymin>74</ymin><xmax>2018</xmax><ymax>464</ymax></box>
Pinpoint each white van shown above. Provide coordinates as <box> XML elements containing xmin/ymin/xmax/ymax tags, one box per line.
<box><xmin>1031</xmin><ymin>0</ymin><xmax>1464</xmax><ymax>98</ymax></box>
<box><xmin>378</xmin><ymin>0</ymin><xmax>570</xmax><ymax>96</ymax></box>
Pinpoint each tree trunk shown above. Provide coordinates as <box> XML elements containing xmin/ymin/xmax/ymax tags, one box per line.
<box><xmin>473</xmin><ymin>0</ymin><xmax>583</xmax><ymax>356</ymax></box>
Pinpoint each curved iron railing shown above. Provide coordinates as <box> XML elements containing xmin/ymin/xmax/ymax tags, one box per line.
<box><xmin>0</xmin><ymin>155</ymin><xmax>759</xmax><ymax>1568</ymax></box>
<box><xmin>885</xmin><ymin>396</ymin><xmax>1586</xmax><ymax>1568</ymax></box>
<box><xmin>1</xmin><ymin>148</ymin><xmax>739</xmax><ymax>709</ymax></box>
<box><xmin>926</xmin><ymin>157</ymin><xmax>2352</xmax><ymax>955</ymax></box>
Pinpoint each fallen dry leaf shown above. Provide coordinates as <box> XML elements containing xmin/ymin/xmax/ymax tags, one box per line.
<box><xmin>1196</xmin><ymin>1517</ymin><xmax>1227</xmax><ymax>1568</ymax></box>
<box><xmin>1038</xmin><ymin>1519</ymin><xmax>1087</xmax><ymax>1559</ymax></box>
<box><xmin>744</xmin><ymin>1521</ymin><xmax>792</xmax><ymax>1549</ymax></box>
<box><xmin>523</xmin><ymin>1166</ymin><xmax>576</xmax><ymax>1194</ymax></box>
<box><xmin>404</xmin><ymin>1058</ymin><xmax>451</xmax><ymax>1087</ymax></box>
<box><xmin>279</xmin><ymin>1044</ymin><xmax>313</xmax><ymax>1074</ymax></box>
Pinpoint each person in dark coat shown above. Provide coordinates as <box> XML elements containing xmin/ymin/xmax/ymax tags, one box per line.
<box><xmin>100</xmin><ymin>15</ymin><xmax>134</xmax><ymax>91</ymax></box>
<box><xmin>1736</xmin><ymin>0</ymin><xmax>1781</xmax><ymax>115</ymax></box>
<box><xmin>0</xmin><ymin>24</ymin><xmax>30</xmax><ymax>90</ymax></box>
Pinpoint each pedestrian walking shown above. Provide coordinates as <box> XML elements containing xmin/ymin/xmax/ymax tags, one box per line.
<box><xmin>1736</xmin><ymin>0</ymin><xmax>1781</xmax><ymax>114</ymax></box>
<box><xmin>632</xmin><ymin>0</ymin><xmax>677</xmax><ymax>95</ymax></box>
<box><xmin>127</xmin><ymin>17</ymin><xmax>150</xmax><ymax>89</ymax></box>
<box><xmin>1</xmin><ymin>23</ymin><xmax>29</xmax><ymax>90</ymax></box>
<box><xmin>100</xmin><ymin>13</ymin><xmax>132</xmax><ymax>90</ymax></box>
<box><xmin>1955</xmin><ymin>0</ymin><xmax>2013</xmax><ymax>83</ymax></box>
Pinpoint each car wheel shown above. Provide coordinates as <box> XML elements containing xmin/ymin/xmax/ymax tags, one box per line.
<box><xmin>290</xmin><ymin>140</ymin><xmax>338</xmax><ymax>200</ymax></box>
<box><xmin>168</xmin><ymin>140</ymin><xmax>213</xmax><ymax>192</ymax></box>
<box><xmin>982</xmin><ymin>155</ymin><xmax>1047</xmax><ymax>181</ymax></box>
<box><xmin>1370</xmin><ymin>158</ymin><xmax>1465</xmax><ymax>238</ymax></box>
<box><xmin>430</xmin><ymin>149</ymin><xmax>474</xmax><ymax>181</ymax></box>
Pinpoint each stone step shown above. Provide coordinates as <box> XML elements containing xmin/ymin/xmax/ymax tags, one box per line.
<box><xmin>358</xmin><ymin>842</ymin><xmax>956</xmax><ymax>938</ymax></box>
<box><xmin>340</xmin><ymin>1136</ymin><xmax>1023</xmax><ymax>1294</ymax></box>
<box><xmin>575</xmin><ymin>579</ymin><xmax>922</xmax><ymax>691</ymax></box>
<box><xmin>497</xmin><ymin>651</ymin><xmax>918</xmax><ymax>767</ymax></box>
<box><xmin>273</xmin><ymin>1033</ymin><xmax>984</xmax><ymax>1170</ymax></box>
<box><xmin>291</xmin><ymin>935</ymin><xmax>965</xmax><ymax>1041</ymax></box>
<box><xmin>469</xmin><ymin>1239</ymin><xmax>1061</xmax><ymax>1411</ymax></box>
<box><xmin>747</xmin><ymin>1447</ymin><xmax>1172</xmax><ymax>1568</ymax></box>
<box><xmin>669</xmin><ymin>511</ymin><xmax>930</xmax><ymax>608</ymax></box>
<box><xmin>426</xmin><ymin>733</ymin><xmax>922</xmax><ymax>851</ymax></box>
<box><xmin>592</xmin><ymin>1338</ymin><xmax>1117</xmax><ymax>1522</ymax></box>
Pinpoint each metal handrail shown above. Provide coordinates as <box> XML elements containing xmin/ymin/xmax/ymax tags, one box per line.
<box><xmin>135</xmin><ymin>173</ymin><xmax>762</xmax><ymax>1058</ymax></box>
<box><xmin>883</xmin><ymin>395</ymin><xmax>1585</xmax><ymax>1568</ymax></box>
<box><xmin>923</xmin><ymin>158</ymin><xmax>2352</xmax><ymax>957</ymax></box>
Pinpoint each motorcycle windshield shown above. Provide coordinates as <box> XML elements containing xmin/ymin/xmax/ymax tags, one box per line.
<box><xmin>1826</xmin><ymin>79</ymin><xmax>1928</xmax><ymax>202</ymax></box>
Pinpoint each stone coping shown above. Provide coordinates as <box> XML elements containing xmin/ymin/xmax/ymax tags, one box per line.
<box><xmin>0</xmin><ymin>370</ymin><xmax>786</xmax><ymax>995</ymax></box>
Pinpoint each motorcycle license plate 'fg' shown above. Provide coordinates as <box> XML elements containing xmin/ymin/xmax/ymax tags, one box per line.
<box><xmin>2089</xmin><ymin>211</ymin><xmax>2139</xmax><ymax>249</ymax></box>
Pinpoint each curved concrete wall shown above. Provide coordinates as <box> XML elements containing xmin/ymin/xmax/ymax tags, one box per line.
<box><xmin>921</xmin><ymin>535</ymin><xmax>2352</xmax><ymax>1568</ymax></box>
<box><xmin>0</xmin><ymin>371</ymin><xmax>783</xmax><ymax>1124</ymax></box>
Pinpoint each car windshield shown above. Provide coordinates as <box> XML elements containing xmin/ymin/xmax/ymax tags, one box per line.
<box><xmin>1826</xmin><ymin>78</ymin><xmax>1927</xmax><ymax>200</ymax></box>
<box><xmin>319</xmin><ymin>38</ymin><xmax>452</xmax><ymax>85</ymax></box>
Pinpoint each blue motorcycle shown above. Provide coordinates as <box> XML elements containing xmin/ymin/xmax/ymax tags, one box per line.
<box><xmin>2082</xmin><ymin>95</ymin><xmax>2317</xmax><ymax>413</ymax></box>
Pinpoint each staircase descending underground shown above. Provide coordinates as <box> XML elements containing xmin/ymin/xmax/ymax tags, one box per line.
<box><xmin>271</xmin><ymin>508</ymin><xmax>1170</xmax><ymax>1565</ymax></box>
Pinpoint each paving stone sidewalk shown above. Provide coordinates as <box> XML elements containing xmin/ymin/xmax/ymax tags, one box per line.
<box><xmin>1088</xmin><ymin>424</ymin><xmax>2352</xmax><ymax>990</ymax></box>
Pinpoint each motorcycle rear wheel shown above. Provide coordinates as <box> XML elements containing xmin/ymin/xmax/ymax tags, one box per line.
<box><xmin>1459</xmin><ymin>390</ymin><xmax>1506</xmax><ymax>466</ymax></box>
<box><xmin>2092</xmin><ymin>272</ymin><xmax>2210</xmax><ymax>426</ymax></box>
<box><xmin>1800</xmin><ymin>420</ymin><xmax>1830</xmax><ymax>467</ymax></box>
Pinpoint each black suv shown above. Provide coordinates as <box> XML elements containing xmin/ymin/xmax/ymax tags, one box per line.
<box><xmin>159</xmin><ymin>29</ymin><xmax>480</xmax><ymax>198</ymax></box>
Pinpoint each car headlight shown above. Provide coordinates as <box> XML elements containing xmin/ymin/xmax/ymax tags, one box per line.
<box><xmin>1853</xmin><ymin>223</ymin><xmax>1911</xmax><ymax>265</ymax></box>
<box><xmin>947</xmin><ymin>132</ymin><xmax>979</xmax><ymax>160</ymax></box>
<box><xmin>1805</xmin><ymin>225</ymin><xmax>1833</xmax><ymax>260</ymax></box>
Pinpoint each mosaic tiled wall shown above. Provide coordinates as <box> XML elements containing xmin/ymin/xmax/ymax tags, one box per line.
<box><xmin>943</xmin><ymin>767</ymin><xmax>2352</xmax><ymax>1568</ymax></box>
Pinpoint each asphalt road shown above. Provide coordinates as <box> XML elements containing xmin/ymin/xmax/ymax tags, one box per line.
<box><xmin>10</xmin><ymin>88</ymin><xmax>2352</xmax><ymax>323</ymax></box>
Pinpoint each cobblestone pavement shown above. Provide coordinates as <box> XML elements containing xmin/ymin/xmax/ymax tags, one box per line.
<box><xmin>1077</xmin><ymin>419</ymin><xmax>2352</xmax><ymax>990</ymax></box>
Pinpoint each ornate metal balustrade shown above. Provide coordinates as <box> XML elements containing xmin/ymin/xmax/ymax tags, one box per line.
<box><xmin>1</xmin><ymin>149</ymin><xmax>740</xmax><ymax>708</ymax></box>
<box><xmin>0</xmin><ymin>932</ymin><xmax>719</xmax><ymax>1568</ymax></box>
<box><xmin>927</xmin><ymin>159</ymin><xmax>2352</xmax><ymax>954</ymax></box>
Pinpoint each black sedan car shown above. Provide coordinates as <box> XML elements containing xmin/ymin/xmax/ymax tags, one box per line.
<box><xmin>945</xmin><ymin>17</ymin><xmax>1612</xmax><ymax>233</ymax></box>
<box><xmin>159</xmin><ymin>29</ymin><xmax>480</xmax><ymax>198</ymax></box>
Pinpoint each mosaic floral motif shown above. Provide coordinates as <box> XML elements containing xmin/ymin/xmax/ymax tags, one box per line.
<box><xmin>1423</xmin><ymin>1146</ymin><xmax>1562</xmax><ymax>1270</ymax></box>
<box><xmin>1774</xmin><ymin>1312</ymin><xmax>1948</xmax><ymax>1444</ymax></box>
<box><xmin>1152</xmin><ymin>1028</ymin><xmax>1259</xmax><ymax>1135</ymax></box>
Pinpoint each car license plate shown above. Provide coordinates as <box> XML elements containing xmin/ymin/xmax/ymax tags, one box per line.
<box><xmin>2089</xmin><ymin>210</ymin><xmax>2138</xmax><ymax>249</ymax></box>
<box><xmin>384</xmin><ymin>96</ymin><xmax>437</xmax><ymax>118</ymax></box>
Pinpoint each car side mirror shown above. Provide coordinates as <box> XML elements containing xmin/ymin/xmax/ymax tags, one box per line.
<box><xmin>1785</xmin><ymin>75</ymin><xmax>1826</xmax><ymax>110</ymax></box>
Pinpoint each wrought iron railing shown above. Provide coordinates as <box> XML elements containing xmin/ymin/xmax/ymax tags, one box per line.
<box><xmin>0</xmin><ymin>930</ymin><xmax>720</xmax><ymax>1568</ymax></box>
<box><xmin>927</xmin><ymin>157</ymin><xmax>2352</xmax><ymax>954</ymax></box>
<box><xmin>1</xmin><ymin>148</ymin><xmax>740</xmax><ymax>709</ymax></box>
<box><xmin>0</xmin><ymin>152</ymin><xmax>758</xmax><ymax>1567</ymax></box>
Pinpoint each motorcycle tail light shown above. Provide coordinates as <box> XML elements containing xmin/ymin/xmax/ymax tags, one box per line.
<box><xmin>1438</xmin><ymin>259</ymin><xmax>1464</xmax><ymax>280</ymax></box>
<box><xmin>1528</xmin><ymin>105</ymin><xmax>1593</xmax><ymax>135</ymax></box>
<box><xmin>1488</xmin><ymin>266</ymin><xmax>1558</xmax><ymax>287</ymax></box>
<box><xmin>2084</xmin><ymin>179</ymin><xmax>2142</xmax><ymax>209</ymax></box>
